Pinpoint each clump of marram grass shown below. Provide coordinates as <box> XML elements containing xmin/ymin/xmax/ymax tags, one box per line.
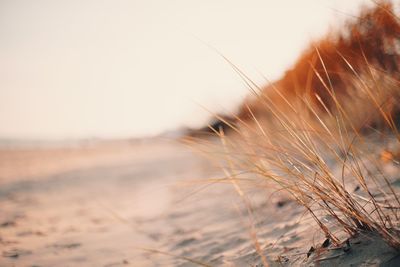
<box><xmin>214</xmin><ymin>77</ymin><xmax>400</xmax><ymax>249</ymax></box>
<box><xmin>197</xmin><ymin>0</ymin><xmax>400</xmax><ymax>256</ymax></box>
<box><xmin>210</xmin><ymin>83</ymin><xmax>400</xmax><ymax>256</ymax></box>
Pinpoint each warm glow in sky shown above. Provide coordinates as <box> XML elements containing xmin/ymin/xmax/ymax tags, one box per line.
<box><xmin>0</xmin><ymin>0</ymin><xmax>369</xmax><ymax>139</ymax></box>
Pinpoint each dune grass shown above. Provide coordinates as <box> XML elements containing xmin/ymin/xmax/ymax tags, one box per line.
<box><xmin>188</xmin><ymin>0</ymin><xmax>400</xmax><ymax>261</ymax></box>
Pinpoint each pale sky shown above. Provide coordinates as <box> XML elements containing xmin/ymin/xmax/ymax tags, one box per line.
<box><xmin>0</xmin><ymin>0</ymin><xmax>369</xmax><ymax>139</ymax></box>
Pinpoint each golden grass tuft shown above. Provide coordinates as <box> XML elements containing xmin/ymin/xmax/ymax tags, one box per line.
<box><xmin>189</xmin><ymin>0</ymin><xmax>400</xmax><ymax>259</ymax></box>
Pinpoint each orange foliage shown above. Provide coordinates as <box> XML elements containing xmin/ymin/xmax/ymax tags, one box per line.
<box><xmin>238</xmin><ymin>1</ymin><xmax>400</xmax><ymax>130</ymax></box>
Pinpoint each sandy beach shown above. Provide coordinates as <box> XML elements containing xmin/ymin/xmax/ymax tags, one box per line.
<box><xmin>0</xmin><ymin>138</ymin><xmax>273</xmax><ymax>266</ymax></box>
<box><xmin>1</xmin><ymin>136</ymin><xmax>399</xmax><ymax>266</ymax></box>
<box><xmin>0</xmin><ymin>137</ymin><xmax>321</xmax><ymax>266</ymax></box>
<box><xmin>0</xmin><ymin>138</ymin><xmax>213</xmax><ymax>266</ymax></box>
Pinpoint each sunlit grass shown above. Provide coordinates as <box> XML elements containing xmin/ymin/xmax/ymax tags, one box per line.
<box><xmin>187</xmin><ymin>1</ymin><xmax>400</xmax><ymax>259</ymax></box>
